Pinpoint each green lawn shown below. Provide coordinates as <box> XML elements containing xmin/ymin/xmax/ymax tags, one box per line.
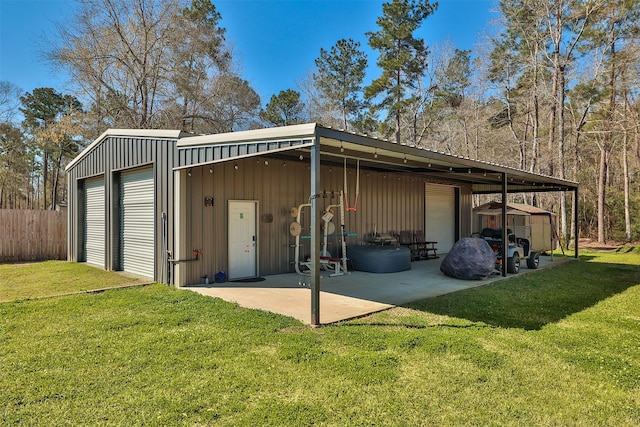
<box><xmin>0</xmin><ymin>261</ymin><xmax>142</xmax><ymax>302</ymax></box>
<box><xmin>1</xmin><ymin>251</ymin><xmax>639</xmax><ymax>426</ymax></box>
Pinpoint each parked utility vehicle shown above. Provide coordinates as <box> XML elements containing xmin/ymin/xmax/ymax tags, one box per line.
<box><xmin>479</xmin><ymin>228</ymin><xmax>539</xmax><ymax>274</ymax></box>
<box><xmin>474</xmin><ymin>202</ymin><xmax>558</xmax><ymax>254</ymax></box>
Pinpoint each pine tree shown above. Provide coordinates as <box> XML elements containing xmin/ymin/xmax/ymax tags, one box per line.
<box><xmin>260</xmin><ymin>90</ymin><xmax>305</xmax><ymax>127</ymax></box>
<box><xmin>313</xmin><ymin>39</ymin><xmax>367</xmax><ymax>130</ymax></box>
<box><xmin>365</xmin><ymin>0</ymin><xmax>437</xmax><ymax>143</ymax></box>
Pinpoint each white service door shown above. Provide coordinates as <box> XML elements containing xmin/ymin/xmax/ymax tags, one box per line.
<box><xmin>120</xmin><ymin>168</ymin><xmax>155</xmax><ymax>278</ymax></box>
<box><xmin>425</xmin><ymin>184</ymin><xmax>456</xmax><ymax>253</ymax></box>
<box><xmin>84</xmin><ymin>177</ymin><xmax>105</xmax><ymax>267</ymax></box>
<box><xmin>228</xmin><ymin>200</ymin><xmax>257</xmax><ymax>280</ymax></box>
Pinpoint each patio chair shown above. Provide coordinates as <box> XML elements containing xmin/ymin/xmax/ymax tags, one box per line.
<box><xmin>398</xmin><ymin>230</ymin><xmax>420</xmax><ymax>261</ymax></box>
<box><xmin>414</xmin><ymin>230</ymin><xmax>438</xmax><ymax>259</ymax></box>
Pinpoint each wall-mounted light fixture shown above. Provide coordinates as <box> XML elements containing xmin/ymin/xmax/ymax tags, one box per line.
<box><xmin>264</xmin><ymin>160</ymin><xmax>269</xmax><ymax>166</ymax></box>
<box><xmin>403</xmin><ymin>155</ymin><xmax>407</xmax><ymax>164</ymax></box>
<box><xmin>374</xmin><ymin>148</ymin><xmax>378</xmax><ymax>159</ymax></box>
<box><xmin>234</xmin><ymin>163</ymin><xmax>239</xmax><ymax>170</ymax></box>
<box><xmin>340</xmin><ymin>142</ymin><xmax>344</xmax><ymax>153</ymax></box>
<box><xmin>209</xmin><ymin>167</ymin><xmax>213</xmax><ymax>174</ymax></box>
<box><xmin>187</xmin><ymin>169</ymin><xmax>192</xmax><ymax>176</ymax></box>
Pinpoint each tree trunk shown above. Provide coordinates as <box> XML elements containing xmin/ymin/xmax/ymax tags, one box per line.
<box><xmin>622</xmin><ymin>127</ymin><xmax>631</xmax><ymax>242</ymax></box>
<box><xmin>598</xmin><ymin>17</ymin><xmax>617</xmax><ymax>244</ymax></box>
<box><xmin>597</xmin><ymin>141</ymin><xmax>607</xmax><ymax>243</ymax></box>
<box><xmin>395</xmin><ymin>70</ymin><xmax>401</xmax><ymax>143</ymax></box>
<box><xmin>558</xmin><ymin>65</ymin><xmax>567</xmax><ymax>242</ymax></box>
<box><xmin>530</xmin><ymin>92</ymin><xmax>539</xmax><ymax>174</ymax></box>
<box><xmin>42</xmin><ymin>152</ymin><xmax>48</xmax><ymax>211</ymax></box>
<box><xmin>547</xmin><ymin>50</ymin><xmax>559</xmax><ymax>177</ymax></box>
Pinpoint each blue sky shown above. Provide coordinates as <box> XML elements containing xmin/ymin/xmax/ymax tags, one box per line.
<box><xmin>0</xmin><ymin>0</ymin><xmax>499</xmax><ymax>105</ymax></box>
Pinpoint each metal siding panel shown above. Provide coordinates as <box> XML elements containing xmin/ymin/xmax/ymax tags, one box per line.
<box><xmin>459</xmin><ymin>187</ymin><xmax>473</xmax><ymax>238</ymax></box>
<box><xmin>73</xmin><ymin>177</ymin><xmax>82</xmax><ymax>262</ymax></box>
<box><xmin>85</xmin><ymin>177</ymin><xmax>106</xmax><ymax>267</ymax></box>
<box><xmin>179</xmin><ymin>159</ymin><xmax>445</xmax><ymax>284</ymax></box>
<box><xmin>121</xmin><ymin>167</ymin><xmax>155</xmax><ymax>278</ymax></box>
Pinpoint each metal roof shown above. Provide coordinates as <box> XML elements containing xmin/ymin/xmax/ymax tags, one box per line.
<box><xmin>67</xmin><ymin>124</ymin><xmax>578</xmax><ymax>194</ymax></box>
<box><xmin>175</xmin><ymin>123</ymin><xmax>579</xmax><ymax>194</ymax></box>
<box><xmin>66</xmin><ymin>129</ymin><xmax>187</xmax><ymax>171</ymax></box>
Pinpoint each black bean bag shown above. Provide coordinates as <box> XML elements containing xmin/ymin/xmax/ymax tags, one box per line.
<box><xmin>440</xmin><ymin>237</ymin><xmax>497</xmax><ymax>280</ymax></box>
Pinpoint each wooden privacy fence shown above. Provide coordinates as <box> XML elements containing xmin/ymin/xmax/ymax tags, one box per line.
<box><xmin>0</xmin><ymin>209</ymin><xmax>67</xmax><ymax>262</ymax></box>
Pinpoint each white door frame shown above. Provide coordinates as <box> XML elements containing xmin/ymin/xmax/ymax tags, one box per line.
<box><xmin>227</xmin><ymin>200</ymin><xmax>259</xmax><ymax>280</ymax></box>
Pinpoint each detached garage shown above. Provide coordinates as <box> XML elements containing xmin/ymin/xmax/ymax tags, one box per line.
<box><xmin>67</xmin><ymin>124</ymin><xmax>578</xmax><ymax>325</ymax></box>
<box><xmin>66</xmin><ymin>129</ymin><xmax>184</xmax><ymax>280</ymax></box>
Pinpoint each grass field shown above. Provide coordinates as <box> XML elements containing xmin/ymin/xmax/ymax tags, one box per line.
<box><xmin>1</xmin><ymin>250</ymin><xmax>639</xmax><ymax>426</ymax></box>
<box><xmin>0</xmin><ymin>261</ymin><xmax>143</xmax><ymax>303</ymax></box>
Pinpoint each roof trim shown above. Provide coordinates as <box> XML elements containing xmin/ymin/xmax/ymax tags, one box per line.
<box><xmin>177</xmin><ymin>123</ymin><xmax>318</xmax><ymax>147</ymax></box>
<box><xmin>66</xmin><ymin>128</ymin><xmax>185</xmax><ymax>171</ymax></box>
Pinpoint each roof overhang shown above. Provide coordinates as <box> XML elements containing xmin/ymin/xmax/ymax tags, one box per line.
<box><xmin>174</xmin><ymin>123</ymin><xmax>578</xmax><ymax>194</ymax></box>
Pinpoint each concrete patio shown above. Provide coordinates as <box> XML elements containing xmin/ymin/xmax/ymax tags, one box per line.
<box><xmin>185</xmin><ymin>254</ymin><xmax>572</xmax><ymax>325</ymax></box>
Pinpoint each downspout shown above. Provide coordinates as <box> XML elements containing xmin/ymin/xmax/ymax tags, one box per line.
<box><xmin>310</xmin><ymin>132</ymin><xmax>321</xmax><ymax>326</ymax></box>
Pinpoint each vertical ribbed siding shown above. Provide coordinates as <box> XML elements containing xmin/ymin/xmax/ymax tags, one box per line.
<box><xmin>181</xmin><ymin>158</ymin><xmax>447</xmax><ymax>285</ymax></box>
<box><xmin>66</xmin><ymin>136</ymin><xmax>177</xmax><ymax>283</ymax></box>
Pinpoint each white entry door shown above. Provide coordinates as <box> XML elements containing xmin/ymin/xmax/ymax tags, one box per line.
<box><xmin>228</xmin><ymin>200</ymin><xmax>258</xmax><ymax>280</ymax></box>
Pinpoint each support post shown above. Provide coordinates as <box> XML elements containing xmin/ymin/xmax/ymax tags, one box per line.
<box><xmin>501</xmin><ymin>172</ymin><xmax>508</xmax><ymax>277</ymax></box>
<box><xmin>173</xmin><ymin>169</ymin><xmax>187</xmax><ymax>287</ymax></box>
<box><xmin>310</xmin><ymin>137</ymin><xmax>321</xmax><ymax>326</ymax></box>
<box><xmin>574</xmin><ymin>186</ymin><xmax>579</xmax><ymax>258</ymax></box>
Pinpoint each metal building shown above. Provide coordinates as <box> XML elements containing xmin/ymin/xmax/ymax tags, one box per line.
<box><xmin>66</xmin><ymin>129</ymin><xmax>185</xmax><ymax>282</ymax></box>
<box><xmin>66</xmin><ymin>123</ymin><xmax>579</xmax><ymax>324</ymax></box>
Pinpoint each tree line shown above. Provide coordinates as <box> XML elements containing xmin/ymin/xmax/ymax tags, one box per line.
<box><xmin>0</xmin><ymin>0</ymin><xmax>638</xmax><ymax>245</ymax></box>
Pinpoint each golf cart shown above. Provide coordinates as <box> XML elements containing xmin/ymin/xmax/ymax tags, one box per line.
<box><xmin>473</xmin><ymin>202</ymin><xmax>557</xmax><ymax>274</ymax></box>
<box><xmin>477</xmin><ymin>227</ymin><xmax>537</xmax><ymax>274</ymax></box>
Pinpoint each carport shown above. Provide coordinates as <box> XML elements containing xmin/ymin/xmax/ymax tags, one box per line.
<box><xmin>174</xmin><ymin>123</ymin><xmax>579</xmax><ymax>326</ymax></box>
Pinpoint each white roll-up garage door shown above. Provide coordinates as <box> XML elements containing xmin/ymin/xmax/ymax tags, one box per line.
<box><xmin>85</xmin><ymin>177</ymin><xmax>105</xmax><ymax>267</ymax></box>
<box><xmin>120</xmin><ymin>168</ymin><xmax>155</xmax><ymax>278</ymax></box>
<box><xmin>425</xmin><ymin>184</ymin><xmax>456</xmax><ymax>254</ymax></box>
